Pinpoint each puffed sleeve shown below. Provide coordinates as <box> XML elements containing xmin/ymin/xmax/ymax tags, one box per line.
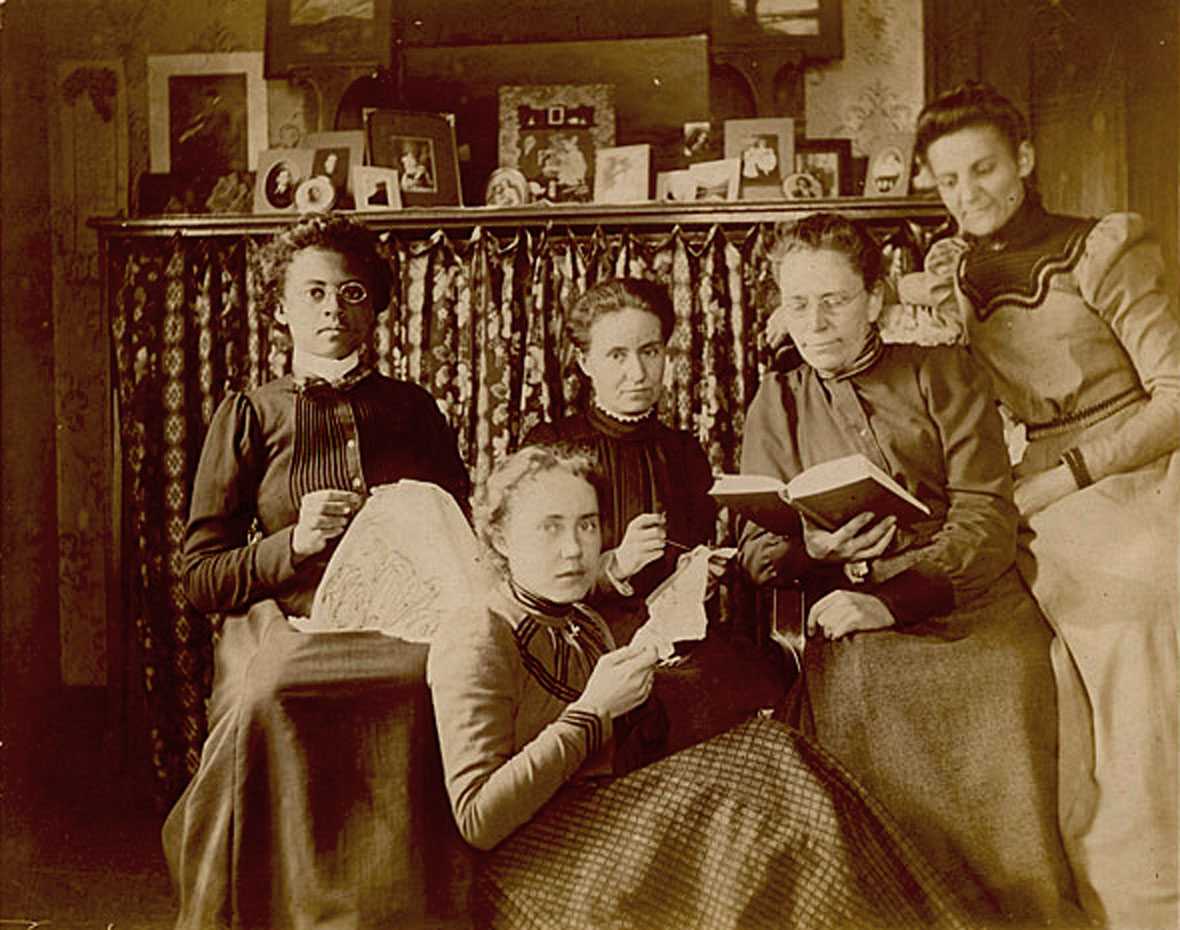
<box><xmin>182</xmin><ymin>393</ymin><xmax>302</xmax><ymax>614</ymax></box>
<box><xmin>427</xmin><ymin>612</ymin><xmax>613</xmax><ymax>851</ymax></box>
<box><xmin>872</xmin><ymin>348</ymin><xmax>1019</xmax><ymax>622</ymax></box>
<box><xmin>1069</xmin><ymin>213</ymin><xmax>1180</xmax><ymax>483</ymax></box>
<box><xmin>736</xmin><ymin>375</ymin><xmax>819</xmax><ymax>587</ymax></box>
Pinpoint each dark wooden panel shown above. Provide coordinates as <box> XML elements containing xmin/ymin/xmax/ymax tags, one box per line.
<box><xmin>395</xmin><ymin>0</ymin><xmax>709</xmax><ymax>46</ymax></box>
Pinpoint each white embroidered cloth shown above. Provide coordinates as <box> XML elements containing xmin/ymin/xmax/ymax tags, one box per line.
<box><xmin>292</xmin><ymin>480</ymin><xmax>486</xmax><ymax>642</ymax></box>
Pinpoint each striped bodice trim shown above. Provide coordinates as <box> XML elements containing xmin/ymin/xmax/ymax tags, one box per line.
<box><xmin>512</xmin><ymin>612</ymin><xmax>609</xmax><ymax>704</ymax></box>
<box><xmin>959</xmin><ymin>208</ymin><xmax>1097</xmax><ymax>322</ymax></box>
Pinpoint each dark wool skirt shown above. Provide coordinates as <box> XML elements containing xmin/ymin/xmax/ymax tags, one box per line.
<box><xmin>162</xmin><ymin>601</ymin><xmax>471</xmax><ymax>930</ymax></box>
<box><xmin>784</xmin><ymin>568</ymin><xmax>1080</xmax><ymax>927</ymax></box>
<box><xmin>473</xmin><ymin>715</ymin><xmax>980</xmax><ymax>930</ymax></box>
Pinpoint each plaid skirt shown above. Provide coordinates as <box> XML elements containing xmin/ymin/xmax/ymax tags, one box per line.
<box><xmin>473</xmin><ymin>716</ymin><xmax>979</xmax><ymax>930</ymax></box>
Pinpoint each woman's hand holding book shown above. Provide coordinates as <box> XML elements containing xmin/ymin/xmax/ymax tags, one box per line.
<box><xmin>801</xmin><ymin>511</ymin><xmax>897</xmax><ymax>563</ymax></box>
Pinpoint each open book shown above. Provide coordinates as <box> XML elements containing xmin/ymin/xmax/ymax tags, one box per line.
<box><xmin>709</xmin><ymin>453</ymin><xmax>931</xmax><ymax>533</ymax></box>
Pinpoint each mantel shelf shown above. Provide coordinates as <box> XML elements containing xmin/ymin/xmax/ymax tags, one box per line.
<box><xmin>90</xmin><ymin>196</ymin><xmax>946</xmax><ymax>238</ymax></box>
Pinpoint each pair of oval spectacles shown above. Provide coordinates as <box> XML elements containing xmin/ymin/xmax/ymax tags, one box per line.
<box><xmin>298</xmin><ymin>281</ymin><xmax>369</xmax><ymax>306</ymax></box>
<box><xmin>780</xmin><ymin>288</ymin><xmax>865</xmax><ymax>316</ymax></box>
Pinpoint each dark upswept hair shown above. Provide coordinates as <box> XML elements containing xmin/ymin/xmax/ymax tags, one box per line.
<box><xmin>565</xmin><ymin>278</ymin><xmax>676</xmax><ymax>353</ymax></box>
<box><xmin>254</xmin><ymin>212</ymin><xmax>393</xmax><ymax>316</ymax></box>
<box><xmin>914</xmin><ymin>81</ymin><xmax>1029</xmax><ymax>165</ymax></box>
<box><xmin>770</xmin><ymin>212</ymin><xmax>883</xmax><ymax>290</ymax></box>
<box><xmin>474</xmin><ymin>444</ymin><xmax>606</xmax><ymax>579</ymax></box>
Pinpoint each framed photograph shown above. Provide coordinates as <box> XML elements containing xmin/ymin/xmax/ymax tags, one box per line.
<box><xmin>303</xmin><ymin>129</ymin><xmax>365</xmax><ymax>201</ymax></box>
<box><xmin>594</xmin><ymin>144</ymin><xmax>650</xmax><ymax>204</ymax></box>
<box><xmin>655</xmin><ymin>168</ymin><xmax>695</xmax><ymax>203</ymax></box>
<box><xmin>795</xmin><ymin>138</ymin><xmax>851</xmax><ymax>198</ymax></box>
<box><xmin>148</xmin><ymin>53</ymin><xmax>268</xmax><ymax>177</ymax></box>
<box><xmin>712</xmin><ymin>0</ymin><xmax>843</xmax><ymax>59</ymax></box>
<box><xmin>351</xmin><ymin>165</ymin><xmax>402</xmax><ymax>211</ymax></box>
<box><xmin>682</xmin><ymin>120</ymin><xmax>722</xmax><ymax>164</ymax></box>
<box><xmin>367</xmin><ymin>110</ymin><xmax>463</xmax><ymax>207</ymax></box>
<box><xmin>253</xmin><ymin>147</ymin><xmax>314</xmax><ymax>214</ymax></box>
<box><xmin>863</xmin><ymin>133</ymin><xmax>915</xmax><ymax>198</ymax></box>
<box><xmin>687</xmin><ymin>158</ymin><xmax>741</xmax><ymax>202</ymax></box>
<box><xmin>484</xmin><ymin>167</ymin><xmax>530</xmax><ymax>207</ymax></box>
<box><xmin>498</xmin><ymin>84</ymin><xmax>615</xmax><ymax>203</ymax></box>
<box><xmin>265</xmin><ymin>0</ymin><xmax>393</xmax><ymax>78</ymax></box>
<box><xmin>723</xmin><ymin>117</ymin><xmax>794</xmax><ymax>201</ymax></box>
<box><xmin>782</xmin><ymin>172</ymin><xmax>824</xmax><ymax>200</ymax></box>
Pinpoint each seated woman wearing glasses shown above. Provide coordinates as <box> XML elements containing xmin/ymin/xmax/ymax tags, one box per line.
<box><xmin>738</xmin><ymin>213</ymin><xmax>1077</xmax><ymax>926</ymax></box>
<box><xmin>164</xmin><ymin>213</ymin><xmax>470</xmax><ymax>930</ymax></box>
<box><xmin>428</xmin><ymin>443</ymin><xmax>977</xmax><ymax>930</ymax></box>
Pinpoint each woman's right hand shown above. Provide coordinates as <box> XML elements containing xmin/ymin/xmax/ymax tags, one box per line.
<box><xmin>802</xmin><ymin>512</ymin><xmax>897</xmax><ymax>563</ymax></box>
<box><xmin>612</xmin><ymin>512</ymin><xmax>668</xmax><ymax>579</ymax></box>
<box><xmin>576</xmin><ymin>641</ymin><xmax>659</xmax><ymax>719</ymax></box>
<box><xmin>291</xmin><ymin>489</ymin><xmax>365</xmax><ymax>561</ymax></box>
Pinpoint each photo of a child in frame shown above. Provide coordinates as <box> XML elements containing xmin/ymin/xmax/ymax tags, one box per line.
<box><xmin>396</xmin><ymin>138</ymin><xmax>436</xmax><ymax>193</ymax></box>
<box><xmin>741</xmin><ymin>134</ymin><xmax>780</xmax><ymax>181</ymax></box>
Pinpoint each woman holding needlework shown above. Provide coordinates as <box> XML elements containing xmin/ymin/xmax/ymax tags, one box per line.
<box><xmin>429</xmin><ymin>443</ymin><xmax>979</xmax><ymax>930</ymax></box>
<box><xmin>163</xmin><ymin>213</ymin><xmax>470</xmax><ymax>930</ymax></box>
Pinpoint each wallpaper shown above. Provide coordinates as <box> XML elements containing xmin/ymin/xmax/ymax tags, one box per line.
<box><xmin>804</xmin><ymin>0</ymin><xmax>925</xmax><ymax>158</ymax></box>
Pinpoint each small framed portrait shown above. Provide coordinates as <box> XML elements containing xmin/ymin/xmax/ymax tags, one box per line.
<box><xmin>682</xmin><ymin>120</ymin><xmax>722</xmax><ymax>164</ymax></box>
<box><xmin>498</xmin><ymin>84</ymin><xmax>615</xmax><ymax>204</ymax></box>
<box><xmin>655</xmin><ymin>168</ymin><xmax>695</xmax><ymax>203</ymax></box>
<box><xmin>302</xmin><ymin>129</ymin><xmax>365</xmax><ymax>202</ymax></box>
<box><xmin>594</xmin><ymin>144</ymin><xmax>651</xmax><ymax>204</ymax></box>
<box><xmin>687</xmin><ymin>158</ymin><xmax>741</xmax><ymax>202</ymax></box>
<box><xmin>351</xmin><ymin>165</ymin><xmax>402</xmax><ymax>211</ymax></box>
<box><xmin>147</xmin><ymin>53</ymin><xmax>269</xmax><ymax>179</ymax></box>
<box><xmin>254</xmin><ymin>147</ymin><xmax>314</xmax><ymax>213</ymax></box>
<box><xmin>794</xmin><ymin>138</ymin><xmax>852</xmax><ymax>198</ymax></box>
<box><xmin>484</xmin><ymin>167</ymin><xmax>530</xmax><ymax>207</ymax></box>
<box><xmin>723</xmin><ymin>118</ymin><xmax>794</xmax><ymax>201</ymax></box>
<box><xmin>367</xmin><ymin>110</ymin><xmax>462</xmax><ymax>207</ymax></box>
<box><xmin>863</xmin><ymin>133</ymin><xmax>915</xmax><ymax>198</ymax></box>
<box><xmin>782</xmin><ymin>171</ymin><xmax>824</xmax><ymax>200</ymax></box>
<box><xmin>265</xmin><ymin>0</ymin><xmax>393</xmax><ymax>78</ymax></box>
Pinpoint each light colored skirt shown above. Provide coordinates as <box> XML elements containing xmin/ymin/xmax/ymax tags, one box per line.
<box><xmin>1017</xmin><ymin>413</ymin><xmax>1179</xmax><ymax>930</ymax></box>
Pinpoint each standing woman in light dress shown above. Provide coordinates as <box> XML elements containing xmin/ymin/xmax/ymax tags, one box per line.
<box><xmin>909</xmin><ymin>80</ymin><xmax>1179</xmax><ymax>930</ymax></box>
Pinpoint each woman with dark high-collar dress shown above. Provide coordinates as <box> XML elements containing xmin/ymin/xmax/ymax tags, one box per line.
<box><xmin>907</xmin><ymin>81</ymin><xmax>1178</xmax><ymax>930</ymax></box>
<box><xmin>739</xmin><ymin>212</ymin><xmax>1076</xmax><ymax>926</ymax></box>
<box><xmin>164</xmin><ymin>213</ymin><xmax>470</xmax><ymax>930</ymax></box>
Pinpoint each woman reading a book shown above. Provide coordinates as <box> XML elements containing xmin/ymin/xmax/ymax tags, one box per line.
<box><xmin>738</xmin><ymin>212</ymin><xmax>1076</xmax><ymax>926</ymax></box>
<box><xmin>905</xmin><ymin>82</ymin><xmax>1178</xmax><ymax>930</ymax></box>
<box><xmin>428</xmin><ymin>443</ymin><xmax>976</xmax><ymax>929</ymax></box>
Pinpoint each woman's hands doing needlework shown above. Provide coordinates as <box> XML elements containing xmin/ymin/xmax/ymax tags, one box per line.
<box><xmin>292</xmin><ymin>489</ymin><xmax>365</xmax><ymax>561</ymax></box>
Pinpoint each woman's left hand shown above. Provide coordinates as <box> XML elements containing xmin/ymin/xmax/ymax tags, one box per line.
<box><xmin>1014</xmin><ymin>465</ymin><xmax>1077</xmax><ymax>518</ymax></box>
<box><xmin>806</xmin><ymin>590</ymin><xmax>896</xmax><ymax>640</ymax></box>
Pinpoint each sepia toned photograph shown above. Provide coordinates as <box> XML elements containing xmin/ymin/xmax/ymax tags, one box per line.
<box><xmin>5</xmin><ymin>3</ymin><xmax>1178</xmax><ymax>930</ymax></box>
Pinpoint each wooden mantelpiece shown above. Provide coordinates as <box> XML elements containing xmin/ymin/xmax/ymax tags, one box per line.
<box><xmin>91</xmin><ymin>196</ymin><xmax>947</xmax><ymax>239</ymax></box>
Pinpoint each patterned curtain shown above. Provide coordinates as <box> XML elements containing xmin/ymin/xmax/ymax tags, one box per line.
<box><xmin>108</xmin><ymin>218</ymin><xmax>941</xmax><ymax>802</ymax></box>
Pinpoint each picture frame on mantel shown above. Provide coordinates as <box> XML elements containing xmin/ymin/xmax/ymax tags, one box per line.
<box><xmin>264</xmin><ymin>0</ymin><xmax>393</xmax><ymax>78</ymax></box>
<box><xmin>498</xmin><ymin>84</ymin><xmax>615</xmax><ymax>204</ymax></box>
<box><xmin>367</xmin><ymin>109</ymin><xmax>463</xmax><ymax>207</ymax></box>
<box><xmin>147</xmin><ymin>52</ymin><xmax>268</xmax><ymax>178</ymax></box>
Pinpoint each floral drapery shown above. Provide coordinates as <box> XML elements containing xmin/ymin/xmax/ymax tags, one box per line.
<box><xmin>108</xmin><ymin>217</ymin><xmax>940</xmax><ymax>801</ymax></box>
